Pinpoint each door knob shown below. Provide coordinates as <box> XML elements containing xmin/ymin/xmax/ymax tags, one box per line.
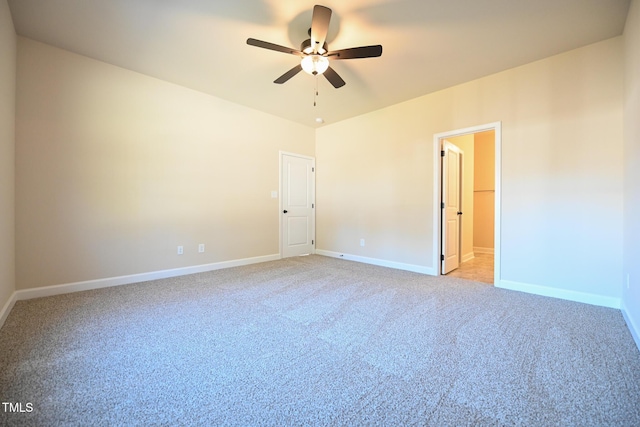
<box><xmin>283</xmin><ymin>210</ymin><xmax>288</xmax><ymax>213</ymax></box>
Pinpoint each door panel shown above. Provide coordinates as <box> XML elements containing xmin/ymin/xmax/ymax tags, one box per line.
<box><xmin>442</xmin><ymin>142</ymin><xmax>462</xmax><ymax>274</ymax></box>
<box><xmin>286</xmin><ymin>217</ymin><xmax>309</xmax><ymax>246</ymax></box>
<box><xmin>288</xmin><ymin>163</ymin><xmax>310</xmax><ymax>207</ymax></box>
<box><xmin>281</xmin><ymin>153</ymin><xmax>315</xmax><ymax>257</ymax></box>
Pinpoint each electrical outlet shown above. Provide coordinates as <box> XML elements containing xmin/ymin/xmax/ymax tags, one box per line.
<box><xmin>177</xmin><ymin>246</ymin><xmax>184</xmax><ymax>255</ymax></box>
<box><xmin>198</xmin><ymin>244</ymin><xmax>205</xmax><ymax>253</ymax></box>
<box><xmin>360</xmin><ymin>238</ymin><xmax>365</xmax><ymax>247</ymax></box>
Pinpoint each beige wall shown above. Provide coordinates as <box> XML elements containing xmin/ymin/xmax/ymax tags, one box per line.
<box><xmin>0</xmin><ymin>0</ymin><xmax>16</xmax><ymax>312</ymax></box>
<box><xmin>623</xmin><ymin>0</ymin><xmax>640</xmax><ymax>343</ymax></box>
<box><xmin>317</xmin><ymin>36</ymin><xmax>624</xmax><ymax>300</ymax></box>
<box><xmin>15</xmin><ymin>38</ymin><xmax>315</xmax><ymax>290</ymax></box>
<box><xmin>473</xmin><ymin>130</ymin><xmax>495</xmax><ymax>252</ymax></box>
<box><xmin>445</xmin><ymin>134</ymin><xmax>474</xmax><ymax>261</ymax></box>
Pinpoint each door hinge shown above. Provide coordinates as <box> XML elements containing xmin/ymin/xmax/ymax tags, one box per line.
<box><xmin>312</xmin><ymin>167</ymin><xmax>315</xmax><ymax>172</ymax></box>
<box><xmin>441</xmin><ymin>254</ymin><xmax>445</xmax><ymax>261</ymax></box>
<box><xmin>312</xmin><ymin>240</ymin><xmax>314</xmax><ymax>245</ymax></box>
<box><xmin>441</xmin><ymin>202</ymin><xmax>445</xmax><ymax>209</ymax></box>
<box><xmin>441</xmin><ymin>150</ymin><xmax>445</xmax><ymax>157</ymax></box>
<box><xmin>312</xmin><ymin>203</ymin><xmax>315</xmax><ymax>208</ymax></box>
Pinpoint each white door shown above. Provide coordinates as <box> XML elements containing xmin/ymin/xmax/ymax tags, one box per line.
<box><xmin>441</xmin><ymin>141</ymin><xmax>463</xmax><ymax>274</ymax></box>
<box><xmin>281</xmin><ymin>153</ymin><xmax>315</xmax><ymax>258</ymax></box>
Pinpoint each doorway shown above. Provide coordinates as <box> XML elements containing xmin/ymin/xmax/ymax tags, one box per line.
<box><xmin>433</xmin><ymin>123</ymin><xmax>501</xmax><ymax>285</ymax></box>
<box><xmin>280</xmin><ymin>152</ymin><xmax>316</xmax><ymax>258</ymax></box>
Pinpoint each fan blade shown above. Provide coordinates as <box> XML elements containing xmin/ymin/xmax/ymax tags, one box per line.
<box><xmin>247</xmin><ymin>38</ymin><xmax>302</xmax><ymax>56</ymax></box>
<box><xmin>329</xmin><ymin>45</ymin><xmax>383</xmax><ymax>60</ymax></box>
<box><xmin>323</xmin><ymin>66</ymin><xmax>346</xmax><ymax>88</ymax></box>
<box><xmin>310</xmin><ymin>5</ymin><xmax>332</xmax><ymax>53</ymax></box>
<box><xmin>274</xmin><ymin>65</ymin><xmax>303</xmax><ymax>84</ymax></box>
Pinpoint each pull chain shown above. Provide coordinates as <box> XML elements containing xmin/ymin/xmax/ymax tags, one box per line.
<box><xmin>313</xmin><ymin>74</ymin><xmax>319</xmax><ymax>107</ymax></box>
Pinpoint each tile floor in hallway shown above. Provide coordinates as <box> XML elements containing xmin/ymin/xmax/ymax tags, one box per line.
<box><xmin>446</xmin><ymin>253</ymin><xmax>494</xmax><ymax>284</ymax></box>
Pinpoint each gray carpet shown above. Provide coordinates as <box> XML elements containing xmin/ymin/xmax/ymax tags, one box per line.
<box><xmin>1</xmin><ymin>255</ymin><xmax>639</xmax><ymax>426</ymax></box>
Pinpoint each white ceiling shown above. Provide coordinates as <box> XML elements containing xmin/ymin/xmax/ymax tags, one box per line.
<box><xmin>8</xmin><ymin>0</ymin><xmax>631</xmax><ymax>128</ymax></box>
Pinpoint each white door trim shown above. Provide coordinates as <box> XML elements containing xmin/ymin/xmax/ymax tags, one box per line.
<box><xmin>433</xmin><ymin>122</ymin><xmax>502</xmax><ymax>285</ymax></box>
<box><xmin>279</xmin><ymin>151</ymin><xmax>316</xmax><ymax>258</ymax></box>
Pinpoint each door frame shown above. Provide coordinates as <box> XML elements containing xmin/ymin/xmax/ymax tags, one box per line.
<box><xmin>432</xmin><ymin>122</ymin><xmax>501</xmax><ymax>284</ymax></box>
<box><xmin>279</xmin><ymin>151</ymin><xmax>316</xmax><ymax>258</ymax></box>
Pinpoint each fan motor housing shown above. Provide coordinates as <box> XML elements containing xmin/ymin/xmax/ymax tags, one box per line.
<box><xmin>301</xmin><ymin>38</ymin><xmax>328</xmax><ymax>55</ymax></box>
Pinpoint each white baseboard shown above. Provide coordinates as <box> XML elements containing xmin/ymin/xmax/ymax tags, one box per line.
<box><xmin>0</xmin><ymin>291</ymin><xmax>18</xmax><ymax>330</ymax></box>
<box><xmin>621</xmin><ymin>299</ymin><xmax>640</xmax><ymax>352</ymax></box>
<box><xmin>461</xmin><ymin>252</ymin><xmax>475</xmax><ymax>263</ymax></box>
<box><xmin>473</xmin><ymin>247</ymin><xmax>495</xmax><ymax>254</ymax></box>
<box><xmin>316</xmin><ymin>250</ymin><xmax>436</xmax><ymax>276</ymax></box>
<box><xmin>13</xmin><ymin>254</ymin><xmax>281</xmax><ymax>302</ymax></box>
<box><xmin>497</xmin><ymin>279</ymin><xmax>621</xmax><ymax>309</ymax></box>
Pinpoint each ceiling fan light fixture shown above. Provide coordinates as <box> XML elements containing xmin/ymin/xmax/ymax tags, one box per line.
<box><xmin>301</xmin><ymin>55</ymin><xmax>329</xmax><ymax>75</ymax></box>
<box><xmin>247</xmin><ymin>5</ymin><xmax>382</xmax><ymax>88</ymax></box>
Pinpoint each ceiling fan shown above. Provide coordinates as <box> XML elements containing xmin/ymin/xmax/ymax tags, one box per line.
<box><xmin>246</xmin><ymin>5</ymin><xmax>382</xmax><ymax>89</ymax></box>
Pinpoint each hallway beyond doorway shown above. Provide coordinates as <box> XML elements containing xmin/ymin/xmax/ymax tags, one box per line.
<box><xmin>446</xmin><ymin>253</ymin><xmax>494</xmax><ymax>284</ymax></box>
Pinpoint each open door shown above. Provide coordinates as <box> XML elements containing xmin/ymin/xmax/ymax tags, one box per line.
<box><xmin>441</xmin><ymin>141</ymin><xmax>463</xmax><ymax>274</ymax></box>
